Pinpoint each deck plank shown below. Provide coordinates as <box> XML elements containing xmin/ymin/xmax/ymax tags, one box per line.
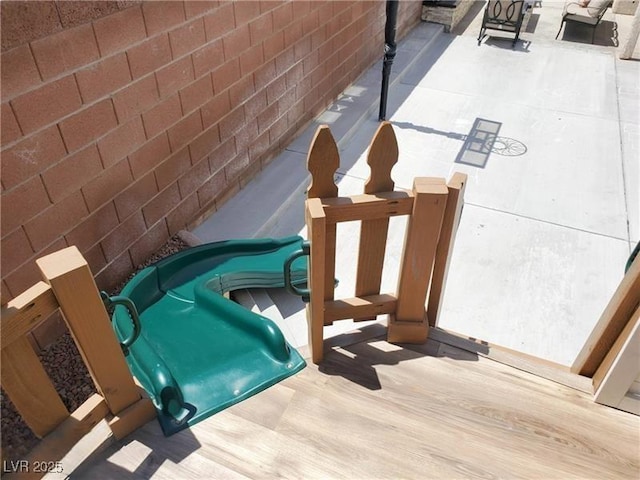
<box><xmin>75</xmin><ymin>338</ymin><xmax>640</xmax><ymax>479</ymax></box>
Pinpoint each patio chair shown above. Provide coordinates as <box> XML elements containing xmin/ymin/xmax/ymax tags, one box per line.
<box><xmin>555</xmin><ymin>0</ymin><xmax>612</xmax><ymax>44</ymax></box>
<box><xmin>477</xmin><ymin>0</ymin><xmax>526</xmax><ymax>48</ymax></box>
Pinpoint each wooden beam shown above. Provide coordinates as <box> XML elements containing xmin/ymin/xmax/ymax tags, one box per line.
<box><xmin>325</xmin><ymin>294</ymin><xmax>397</xmax><ymax>323</ymax></box>
<box><xmin>1</xmin><ymin>282</ymin><xmax>59</xmax><ymax>347</ymax></box>
<box><xmin>594</xmin><ymin>307</ymin><xmax>640</xmax><ymax>408</ymax></box>
<box><xmin>53</xmin><ymin>419</ymin><xmax>114</xmax><ymax>480</ymax></box>
<box><xmin>592</xmin><ymin>302</ymin><xmax>640</xmax><ymax>391</ymax></box>
<box><xmin>429</xmin><ymin>327</ymin><xmax>593</xmax><ymax>394</ymax></box>
<box><xmin>1</xmin><ymin>336</ymin><xmax>69</xmax><ymax>438</ymax></box>
<box><xmin>387</xmin><ymin>318</ymin><xmax>431</xmax><ymax>344</ymax></box>
<box><xmin>572</xmin><ymin>253</ymin><xmax>640</xmax><ymax>376</ymax></box>
<box><xmin>108</xmin><ymin>395</ymin><xmax>156</xmax><ymax>440</ymax></box>
<box><xmin>322</xmin><ymin>193</ymin><xmax>414</xmax><ymax>223</ymax></box>
<box><xmin>306</xmin><ymin>199</ymin><xmax>327</xmax><ymax>364</ymax></box>
<box><xmin>5</xmin><ymin>394</ymin><xmax>110</xmax><ymax>480</ymax></box>
<box><xmin>389</xmin><ymin>178</ymin><xmax>448</xmax><ymax>343</ymax></box>
<box><xmin>36</xmin><ymin>246</ymin><xmax>141</xmax><ymax>415</ymax></box>
<box><xmin>324</xmin><ymin>225</ymin><xmax>337</xmax><ymax>303</ymax></box>
<box><xmin>427</xmin><ymin>172</ymin><xmax>467</xmax><ymax>327</ymax></box>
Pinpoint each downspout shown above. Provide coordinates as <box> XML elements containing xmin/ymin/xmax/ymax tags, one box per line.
<box><xmin>379</xmin><ymin>0</ymin><xmax>399</xmax><ymax>121</ymax></box>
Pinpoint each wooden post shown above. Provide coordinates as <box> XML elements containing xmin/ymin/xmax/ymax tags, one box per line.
<box><xmin>36</xmin><ymin>246</ymin><xmax>141</xmax><ymax>415</ymax></box>
<box><xmin>306</xmin><ymin>199</ymin><xmax>328</xmax><ymax>364</ymax></box>
<box><xmin>1</xmin><ymin>282</ymin><xmax>59</xmax><ymax>346</ymax></box>
<box><xmin>1</xmin><ymin>282</ymin><xmax>69</xmax><ymax>437</ymax></box>
<box><xmin>18</xmin><ymin>394</ymin><xmax>110</xmax><ymax>480</ymax></box>
<box><xmin>426</xmin><ymin>172</ymin><xmax>467</xmax><ymax>327</ymax></box>
<box><xmin>1</xmin><ymin>337</ymin><xmax>69</xmax><ymax>438</ymax></box>
<box><xmin>108</xmin><ymin>389</ymin><xmax>157</xmax><ymax>440</ymax></box>
<box><xmin>594</xmin><ymin>306</ymin><xmax>640</xmax><ymax>411</ymax></box>
<box><xmin>355</xmin><ymin>121</ymin><xmax>398</xmax><ymax>318</ymax></box>
<box><xmin>389</xmin><ymin>178</ymin><xmax>448</xmax><ymax>343</ymax></box>
<box><xmin>0</xmin><ymin>247</ymin><xmax>155</xmax><ymax>467</ymax></box>
<box><xmin>593</xmin><ymin>304</ymin><xmax>640</xmax><ymax>391</ymax></box>
<box><xmin>572</xmin><ymin>252</ymin><xmax>640</xmax><ymax>376</ymax></box>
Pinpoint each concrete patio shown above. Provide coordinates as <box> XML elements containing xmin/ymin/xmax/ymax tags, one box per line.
<box><xmin>192</xmin><ymin>2</ymin><xmax>639</xmax><ymax>367</ymax></box>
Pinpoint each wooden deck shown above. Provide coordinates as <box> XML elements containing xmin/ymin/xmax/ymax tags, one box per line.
<box><xmin>74</xmin><ymin>329</ymin><xmax>639</xmax><ymax>479</ymax></box>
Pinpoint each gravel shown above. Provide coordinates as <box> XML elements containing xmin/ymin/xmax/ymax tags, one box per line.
<box><xmin>1</xmin><ymin>234</ymin><xmax>191</xmax><ymax>461</ymax></box>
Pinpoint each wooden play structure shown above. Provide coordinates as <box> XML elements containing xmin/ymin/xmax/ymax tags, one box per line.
<box><xmin>1</xmin><ymin>247</ymin><xmax>155</xmax><ymax>478</ymax></box>
<box><xmin>0</xmin><ymin>122</ymin><xmax>637</xmax><ymax>475</ymax></box>
<box><xmin>297</xmin><ymin>121</ymin><xmax>640</xmax><ymax>405</ymax></box>
<box><xmin>300</xmin><ymin>122</ymin><xmax>467</xmax><ymax>363</ymax></box>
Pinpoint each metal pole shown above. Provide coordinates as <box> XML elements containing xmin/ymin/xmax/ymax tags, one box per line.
<box><xmin>379</xmin><ymin>0</ymin><xmax>399</xmax><ymax>121</ymax></box>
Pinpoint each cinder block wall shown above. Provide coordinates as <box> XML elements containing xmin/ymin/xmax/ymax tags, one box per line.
<box><xmin>1</xmin><ymin>0</ymin><xmax>422</xmax><ymax>302</ymax></box>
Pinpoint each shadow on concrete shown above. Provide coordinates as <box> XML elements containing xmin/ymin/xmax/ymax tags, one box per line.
<box><xmin>524</xmin><ymin>13</ymin><xmax>541</xmax><ymax>33</ymax></box>
<box><xmin>559</xmin><ymin>19</ymin><xmax>618</xmax><ymax>47</ymax></box>
<box><xmin>454</xmin><ymin>118</ymin><xmax>502</xmax><ymax>168</ymax></box>
<box><xmin>450</xmin><ymin>1</ymin><xmax>487</xmax><ymax>35</ymax></box>
<box><xmin>395</xmin><ymin>118</ymin><xmax>527</xmax><ymax>168</ymax></box>
<box><xmin>492</xmin><ymin>136</ymin><xmax>528</xmax><ymax>156</ymax></box>
<box><xmin>483</xmin><ymin>36</ymin><xmax>532</xmax><ymax>52</ymax></box>
<box><xmin>393</xmin><ymin>120</ymin><xmax>467</xmax><ymax>141</ymax></box>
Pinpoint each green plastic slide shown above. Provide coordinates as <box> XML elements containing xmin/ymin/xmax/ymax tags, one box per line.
<box><xmin>109</xmin><ymin>236</ymin><xmax>308</xmax><ymax>436</ymax></box>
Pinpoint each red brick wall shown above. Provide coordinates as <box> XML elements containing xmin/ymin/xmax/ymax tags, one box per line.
<box><xmin>1</xmin><ymin>0</ymin><xmax>422</xmax><ymax>302</ymax></box>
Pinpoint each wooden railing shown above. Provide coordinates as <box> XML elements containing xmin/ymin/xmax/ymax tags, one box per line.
<box><xmin>304</xmin><ymin>122</ymin><xmax>467</xmax><ymax>363</ymax></box>
<box><xmin>1</xmin><ymin>246</ymin><xmax>155</xmax><ymax>478</ymax></box>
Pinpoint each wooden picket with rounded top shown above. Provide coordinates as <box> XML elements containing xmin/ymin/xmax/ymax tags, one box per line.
<box><xmin>356</xmin><ymin>122</ymin><xmax>398</xmax><ymax>320</ymax></box>
<box><xmin>306</xmin><ymin>125</ymin><xmax>340</xmax><ymax>199</ymax></box>
<box><xmin>306</xmin><ymin>126</ymin><xmax>340</xmax><ymax>314</ymax></box>
<box><xmin>304</xmin><ymin>122</ymin><xmax>467</xmax><ymax>363</ymax></box>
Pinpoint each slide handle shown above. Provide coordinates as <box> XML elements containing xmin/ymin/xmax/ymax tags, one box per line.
<box><xmin>101</xmin><ymin>292</ymin><xmax>142</xmax><ymax>355</ymax></box>
<box><xmin>284</xmin><ymin>241</ymin><xmax>311</xmax><ymax>303</ymax></box>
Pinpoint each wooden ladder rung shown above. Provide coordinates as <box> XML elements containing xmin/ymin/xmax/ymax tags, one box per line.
<box><xmin>325</xmin><ymin>294</ymin><xmax>398</xmax><ymax>324</ymax></box>
<box><xmin>322</xmin><ymin>193</ymin><xmax>414</xmax><ymax>223</ymax></box>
